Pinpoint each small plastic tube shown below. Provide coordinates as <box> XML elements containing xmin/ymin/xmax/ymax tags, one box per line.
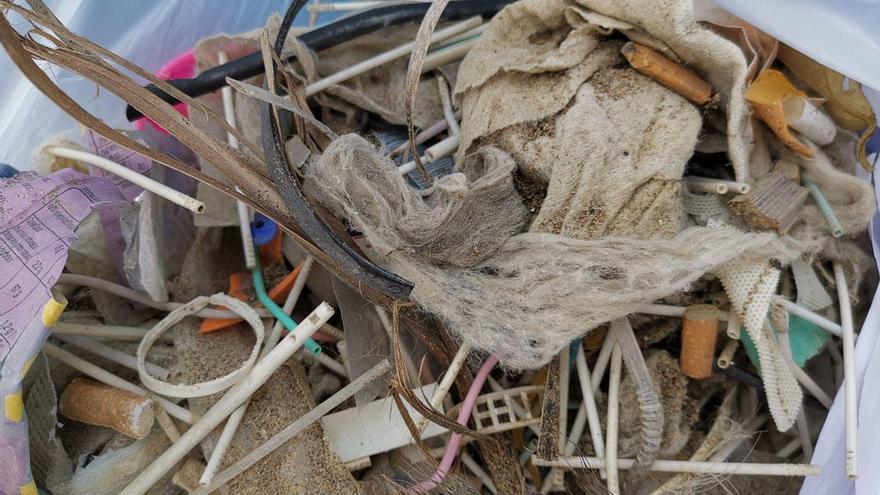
<box><xmin>424</xmin><ymin>134</ymin><xmax>459</xmax><ymax>162</ymax></box>
<box><xmin>532</xmin><ymin>457</ymin><xmax>821</xmax><ymax>477</ymax></box>
<box><xmin>796</xmin><ymin>409</ymin><xmax>814</xmax><ymax>460</ymax></box>
<box><xmin>726</xmin><ymin>308</ymin><xmax>741</xmax><ymax>340</ymax></box>
<box><xmin>461</xmin><ymin>452</ymin><xmax>498</xmax><ymax>495</ymax></box>
<box><xmin>46</xmin><ymin>147</ymin><xmax>205</xmax><ymax>214</ymax></box>
<box><xmin>436</xmin><ymin>74</ymin><xmax>459</xmax><ymax>137</ymax></box>
<box><xmin>686</xmin><ymin>177</ymin><xmax>750</xmax><ymax>195</ymax></box>
<box><xmin>388</xmin><ymin>111</ymin><xmax>461</xmax><ymax>157</ymax></box>
<box><xmin>56</xmin><ymin>334</ymin><xmax>169</xmax><ymax>380</ymax></box>
<box><xmin>772</xmin><ymin>297</ymin><xmax>842</xmax><ymax>337</ymax></box>
<box><xmin>716</xmin><ymin>339</ymin><xmax>739</xmax><ymax>369</ymax></box>
<box><xmin>803</xmin><ymin>177</ymin><xmax>844</xmax><ymax>238</ymax></box>
<box><xmin>422</xmin><ymin>38</ymin><xmax>478</xmax><ymax>73</ymax></box>
<box><xmin>305</xmin><ymin>17</ymin><xmax>482</xmax><ymax>97</ymax></box>
<box><xmin>605</xmin><ymin>345</ymin><xmax>623</xmax><ymax>495</ymax></box>
<box><xmin>775</xmin><ymin>437</ymin><xmax>802</xmax><ymax>458</ymax></box>
<box><xmin>120</xmin><ymin>303</ymin><xmax>332</xmax><ymax>495</ymax></box>
<box><xmin>253</xmin><ymin>259</ymin><xmax>321</xmax><ymax>355</ymax></box>
<box><xmin>783</xmin><ymin>97</ymin><xmax>836</xmax><ymax>146</ymax></box>
<box><xmin>591</xmin><ymin>332</ymin><xmax>615</xmax><ymax>393</ymax></box>
<box><xmin>416</xmin><ymin>342</ymin><xmax>471</xmax><ymax>434</ymax></box>
<box><xmin>218</xmin><ymin>51</ymin><xmax>257</xmax><ymax>270</ymax></box>
<box><xmin>833</xmin><ymin>263</ymin><xmax>858</xmax><ymax>479</ymax></box>
<box><xmin>574</xmin><ymin>346</ymin><xmax>605</xmax><ymax>473</ymax></box>
<box><xmin>640</xmin><ymin>303</ymin><xmax>729</xmax><ymax>322</ymax></box>
<box><xmin>43</xmin><ymin>343</ymin><xmax>196</xmax><ymax>424</ymax></box>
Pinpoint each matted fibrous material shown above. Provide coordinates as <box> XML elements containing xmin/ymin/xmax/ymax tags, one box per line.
<box><xmin>306</xmin><ymin>134</ymin><xmax>825</xmax><ymax>370</ymax></box>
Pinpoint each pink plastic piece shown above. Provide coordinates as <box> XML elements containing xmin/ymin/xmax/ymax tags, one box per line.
<box><xmin>135</xmin><ymin>49</ymin><xmax>196</xmax><ymax>135</ymax></box>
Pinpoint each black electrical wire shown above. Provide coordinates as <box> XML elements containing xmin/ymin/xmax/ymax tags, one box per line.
<box><xmin>125</xmin><ymin>0</ymin><xmax>512</xmax><ymax>121</ymax></box>
<box><xmin>259</xmin><ymin>0</ymin><xmax>416</xmax><ymax>298</ymax></box>
<box><xmin>715</xmin><ymin>363</ymin><xmax>765</xmax><ymax>391</ymax></box>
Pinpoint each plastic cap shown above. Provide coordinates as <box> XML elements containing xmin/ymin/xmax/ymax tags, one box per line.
<box><xmin>0</xmin><ymin>163</ymin><xmax>19</xmax><ymax>178</ymax></box>
<box><xmin>251</xmin><ymin>213</ymin><xmax>278</xmax><ymax>246</ymax></box>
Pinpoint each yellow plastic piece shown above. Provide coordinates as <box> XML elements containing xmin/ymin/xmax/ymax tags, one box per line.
<box><xmin>745</xmin><ymin>69</ymin><xmax>813</xmax><ymax>158</ymax></box>
<box><xmin>19</xmin><ymin>480</ymin><xmax>38</xmax><ymax>495</ymax></box>
<box><xmin>5</xmin><ymin>391</ymin><xmax>24</xmax><ymax>422</ymax></box>
<box><xmin>41</xmin><ymin>291</ymin><xmax>68</xmax><ymax>327</ymax></box>
<box><xmin>19</xmin><ymin>356</ymin><xmax>36</xmax><ymax>378</ymax></box>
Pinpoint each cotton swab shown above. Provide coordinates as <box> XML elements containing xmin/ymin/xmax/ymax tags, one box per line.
<box><xmin>833</xmin><ymin>263</ymin><xmax>858</xmax><ymax>479</ymax></box>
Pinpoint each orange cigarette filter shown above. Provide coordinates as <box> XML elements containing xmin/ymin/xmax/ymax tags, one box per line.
<box><xmin>60</xmin><ymin>378</ymin><xmax>155</xmax><ymax>439</ymax></box>
<box><xmin>621</xmin><ymin>41</ymin><xmax>713</xmax><ymax>105</ymax></box>
<box><xmin>680</xmin><ymin>304</ymin><xmax>720</xmax><ymax>379</ymax></box>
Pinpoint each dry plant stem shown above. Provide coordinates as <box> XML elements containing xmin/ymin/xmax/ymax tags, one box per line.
<box><xmin>461</xmin><ymin>452</ymin><xmax>498</xmax><ymax>495</ymax></box>
<box><xmin>772</xmin><ymin>297</ymin><xmax>842</xmax><ymax>336</ymax></box>
<box><xmin>192</xmin><ymin>359</ymin><xmax>393</xmax><ymax>495</ymax></box>
<box><xmin>416</xmin><ymin>342</ymin><xmax>471</xmax><ymax>434</ymax></box>
<box><xmin>60</xmin><ymin>378</ymin><xmax>155</xmax><ymax>439</ymax></box>
<box><xmin>707</xmin><ymin>414</ymin><xmax>767</xmax><ymax>463</ymax></box>
<box><xmin>53</xmin><ymin>322</ymin><xmax>150</xmax><ymax>341</ymax></box>
<box><xmin>605</xmin><ymin>344</ymin><xmax>623</xmax><ymax>495</ymax></box>
<box><xmin>43</xmin><ymin>343</ymin><xmax>196</xmax><ymax>424</ymax></box>
<box><xmin>534</xmin><ymin>457</ymin><xmax>821</xmax><ymax>476</ymax></box>
<box><xmin>46</xmin><ymin>147</ymin><xmax>205</xmax><ymax>213</ymax></box>
<box><xmin>305</xmin><ymin>16</ymin><xmax>480</xmax><ymax>97</ymax></box>
<box><xmin>403</xmin><ymin>0</ymin><xmax>454</xmax><ymax>186</ymax></box>
<box><xmin>121</xmin><ymin>303</ymin><xmax>332</xmax><ymax>495</ymax></box>
<box><xmin>56</xmin><ymin>334</ymin><xmax>169</xmax><ymax>379</ymax></box>
<box><xmin>833</xmin><ymin>262</ymin><xmax>858</xmax><ymax>479</ymax></box>
<box><xmin>620</xmin><ymin>41</ymin><xmax>712</xmax><ymax>105</ymax></box>
<box><xmin>375</xmin><ymin>305</ymin><xmax>420</xmax><ymax>386</ymax></box>
<box><xmin>57</xmin><ymin>273</ymin><xmax>273</xmax><ymax>319</ymax></box>
<box><xmin>200</xmin><ymin>257</ymin><xmax>315</xmax><ymax>487</ymax></box>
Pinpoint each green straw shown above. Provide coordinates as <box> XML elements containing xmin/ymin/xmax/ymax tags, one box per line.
<box><xmin>803</xmin><ymin>177</ymin><xmax>843</xmax><ymax>238</ymax></box>
<box><xmin>252</xmin><ymin>256</ymin><xmax>321</xmax><ymax>355</ymax></box>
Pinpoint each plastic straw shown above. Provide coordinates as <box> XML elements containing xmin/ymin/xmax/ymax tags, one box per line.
<box><xmin>804</xmin><ymin>178</ymin><xmax>844</xmax><ymax>238</ymax></box>
<box><xmin>833</xmin><ymin>263</ymin><xmax>858</xmax><ymax>479</ymax></box>
<box><xmin>533</xmin><ymin>457</ymin><xmax>821</xmax><ymax>476</ymax></box>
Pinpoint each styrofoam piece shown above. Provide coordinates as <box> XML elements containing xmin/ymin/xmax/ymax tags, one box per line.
<box><xmin>321</xmin><ymin>382</ymin><xmax>447</xmax><ymax>463</ymax></box>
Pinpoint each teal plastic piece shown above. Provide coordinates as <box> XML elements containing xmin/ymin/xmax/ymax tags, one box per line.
<box><xmin>740</xmin><ymin>314</ymin><xmax>828</xmax><ymax>373</ymax></box>
<box><xmin>803</xmin><ymin>177</ymin><xmax>843</xmax><ymax>238</ymax></box>
<box><xmin>252</xmin><ymin>257</ymin><xmax>321</xmax><ymax>356</ymax></box>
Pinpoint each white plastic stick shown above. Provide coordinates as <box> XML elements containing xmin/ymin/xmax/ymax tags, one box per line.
<box><xmin>773</xmin><ymin>297</ymin><xmax>842</xmax><ymax>337</ymax></box>
<box><xmin>436</xmin><ymin>74</ymin><xmax>459</xmax><ymax>137</ymax></box>
<box><xmin>796</xmin><ymin>408</ymin><xmax>814</xmax><ymax>460</ymax></box>
<box><xmin>533</xmin><ymin>457</ymin><xmax>821</xmax><ymax>476</ymax></box>
<box><xmin>640</xmin><ymin>303</ymin><xmax>729</xmax><ymax>322</ymax></box>
<box><xmin>121</xmin><ymin>303</ymin><xmax>332</xmax><ymax>495</ymax></box>
<box><xmin>56</xmin><ymin>334</ymin><xmax>169</xmax><ymax>379</ymax></box>
<box><xmin>192</xmin><ymin>359</ymin><xmax>392</xmax><ymax>494</ymax></box>
<box><xmin>793</xmin><ymin>365</ymin><xmax>833</xmax><ymax>409</ymax></box>
<box><xmin>716</xmin><ymin>339</ymin><xmax>739</xmax><ymax>369</ymax></box>
<box><xmin>307</xmin><ymin>1</ymin><xmax>419</xmax><ymax>12</ymax></box>
<box><xmin>218</xmin><ymin>51</ymin><xmax>257</xmax><ymax>270</ymax></box>
<box><xmin>46</xmin><ymin>147</ymin><xmax>205</xmax><ymax>214</ymax></box>
<box><xmin>422</xmin><ymin>38</ymin><xmax>478</xmax><ymax>73</ymax></box>
<box><xmin>726</xmin><ymin>309</ymin><xmax>741</xmax><ymax>339</ymax></box>
<box><xmin>43</xmin><ymin>343</ymin><xmax>195</xmax><ymax>424</ymax></box>
<box><xmin>576</xmin><ymin>345</ymin><xmax>606</xmax><ymax>474</ymax></box>
<box><xmin>305</xmin><ymin>17</ymin><xmax>481</xmax><ymax>96</ymax></box>
<box><xmin>424</xmin><ymin>134</ymin><xmax>459</xmax><ymax>162</ymax></box>
<box><xmin>554</xmin><ymin>345</ymin><xmax>571</xmax><ymax>491</ymax></box>
<box><xmin>605</xmin><ymin>344</ymin><xmax>622</xmax><ymax>495</ymax></box>
<box><xmin>591</xmin><ymin>332</ymin><xmax>615</xmax><ymax>393</ymax></box>
<box><xmin>416</xmin><ymin>342</ymin><xmax>471</xmax><ymax>434</ymax></box>
<box><xmin>783</xmin><ymin>97</ymin><xmax>836</xmax><ymax>146</ymax></box>
<box><xmin>53</xmin><ymin>322</ymin><xmax>150</xmax><ymax>341</ymax></box>
<box><xmin>199</xmin><ymin>258</ymin><xmax>315</xmax><ymax>486</ymax></box>
<box><xmin>775</xmin><ymin>437</ymin><xmax>802</xmax><ymax>458</ymax></box>
<box><xmin>685</xmin><ymin>177</ymin><xmax>750</xmax><ymax>195</ymax></box>
<box><xmin>833</xmin><ymin>263</ymin><xmax>858</xmax><ymax>479</ymax></box>
<box><xmin>315</xmin><ymin>352</ymin><xmax>348</xmax><ymax>377</ymax></box>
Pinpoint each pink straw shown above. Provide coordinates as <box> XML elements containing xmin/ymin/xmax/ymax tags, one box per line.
<box><xmin>407</xmin><ymin>354</ymin><xmax>499</xmax><ymax>494</ymax></box>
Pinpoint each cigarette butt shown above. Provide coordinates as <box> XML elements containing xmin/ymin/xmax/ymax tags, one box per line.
<box><xmin>680</xmin><ymin>305</ymin><xmax>720</xmax><ymax>379</ymax></box>
<box><xmin>621</xmin><ymin>42</ymin><xmax>712</xmax><ymax>105</ymax></box>
<box><xmin>60</xmin><ymin>378</ymin><xmax>155</xmax><ymax>439</ymax></box>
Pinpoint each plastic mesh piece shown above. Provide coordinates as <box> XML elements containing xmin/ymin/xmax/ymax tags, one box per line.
<box><xmin>682</xmin><ymin>189</ymin><xmax>729</xmax><ymax>225</ymax></box>
<box><xmin>791</xmin><ymin>258</ymin><xmax>834</xmax><ymax>311</ymax></box>
<box><xmin>718</xmin><ymin>260</ymin><xmax>801</xmax><ymax>431</ymax></box>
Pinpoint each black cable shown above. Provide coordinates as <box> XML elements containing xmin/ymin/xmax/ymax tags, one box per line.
<box><xmin>260</xmin><ymin>0</ymin><xmax>415</xmax><ymax>298</ymax></box>
<box><xmin>125</xmin><ymin>0</ymin><xmax>512</xmax><ymax>121</ymax></box>
<box><xmin>716</xmin><ymin>363</ymin><xmax>765</xmax><ymax>391</ymax></box>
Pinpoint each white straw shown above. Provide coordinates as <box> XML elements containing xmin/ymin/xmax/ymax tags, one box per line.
<box><xmin>192</xmin><ymin>359</ymin><xmax>392</xmax><ymax>494</ymax></box>
<box><xmin>773</xmin><ymin>297</ymin><xmax>842</xmax><ymax>337</ymax></box>
<box><xmin>56</xmin><ymin>334</ymin><xmax>169</xmax><ymax>380</ymax></box>
<box><xmin>591</xmin><ymin>332</ymin><xmax>615</xmax><ymax>393</ymax></box>
<box><xmin>424</xmin><ymin>134</ymin><xmax>459</xmax><ymax>162</ymax></box>
<box><xmin>305</xmin><ymin>17</ymin><xmax>482</xmax><ymax>97</ymax></box>
<box><xmin>640</xmin><ymin>303</ymin><xmax>729</xmax><ymax>322</ymax></box>
<box><xmin>218</xmin><ymin>51</ymin><xmax>257</xmax><ymax>270</ymax></box>
<box><xmin>461</xmin><ymin>452</ymin><xmax>498</xmax><ymax>495</ymax></box>
<box><xmin>199</xmin><ymin>257</ymin><xmax>315</xmax><ymax>486</ymax></box>
<box><xmin>685</xmin><ymin>177</ymin><xmax>750</xmax><ymax>195</ymax></box>
<box><xmin>833</xmin><ymin>263</ymin><xmax>858</xmax><ymax>479</ymax></box>
<box><xmin>46</xmin><ymin>147</ymin><xmax>205</xmax><ymax>214</ymax></box>
<box><xmin>533</xmin><ymin>457</ymin><xmax>821</xmax><ymax>477</ymax></box>
<box><xmin>122</xmin><ymin>303</ymin><xmax>332</xmax><ymax>495</ymax></box>
<box><xmin>775</xmin><ymin>437</ymin><xmax>802</xmax><ymax>458</ymax></box>
<box><xmin>796</xmin><ymin>408</ymin><xmax>814</xmax><ymax>460</ymax></box>
<box><xmin>43</xmin><ymin>343</ymin><xmax>195</xmax><ymax>424</ymax></box>
<box><xmin>416</xmin><ymin>342</ymin><xmax>471</xmax><ymax>434</ymax></box>
<box><xmin>605</xmin><ymin>344</ymin><xmax>622</xmax><ymax>495</ymax></box>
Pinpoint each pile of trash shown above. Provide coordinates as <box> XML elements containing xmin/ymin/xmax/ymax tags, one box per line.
<box><xmin>0</xmin><ymin>0</ymin><xmax>877</xmax><ymax>493</ymax></box>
